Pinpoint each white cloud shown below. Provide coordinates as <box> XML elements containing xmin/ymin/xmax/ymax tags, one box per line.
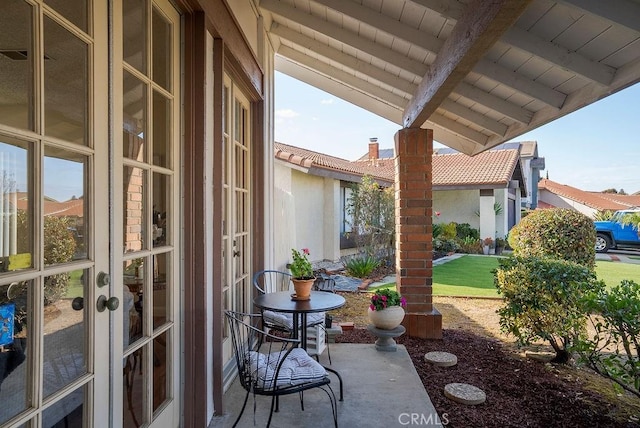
<box><xmin>320</xmin><ymin>98</ymin><xmax>334</xmax><ymax>105</ymax></box>
<box><xmin>275</xmin><ymin>109</ymin><xmax>300</xmax><ymax>119</ymax></box>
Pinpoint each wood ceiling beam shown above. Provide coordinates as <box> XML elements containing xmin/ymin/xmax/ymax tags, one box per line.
<box><xmin>559</xmin><ymin>0</ymin><xmax>640</xmax><ymax>33</ymax></box>
<box><xmin>271</xmin><ymin>24</ymin><xmax>418</xmax><ymax>96</ymax></box>
<box><xmin>275</xmin><ymin>55</ymin><xmax>404</xmax><ymax>125</ymax></box>
<box><xmin>261</xmin><ymin>0</ymin><xmax>428</xmax><ymax>76</ymax></box>
<box><xmin>264</xmin><ymin>0</ymin><xmax>549</xmax><ymax>127</ymax></box>
<box><xmin>278</xmin><ymin>46</ymin><xmax>409</xmax><ymax>108</ymax></box>
<box><xmin>429</xmin><ymin>112</ymin><xmax>490</xmax><ymax>145</ymax></box>
<box><xmin>439</xmin><ymin>99</ymin><xmax>507</xmax><ymax>136</ymax></box>
<box><xmin>501</xmin><ymin>26</ymin><xmax>615</xmax><ymax>86</ymax></box>
<box><xmin>403</xmin><ymin>0</ymin><xmax>532</xmax><ymax>128</ymax></box>
<box><xmin>474</xmin><ymin>59</ymin><xmax>565</xmax><ymax>108</ymax></box>
<box><xmin>312</xmin><ymin>0</ymin><xmax>443</xmax><ymax>54</ymax></box>
<box><xmin>452</xmin><ymin>82</ymin><xmax>532</xmax><ymax>124</ymax></box>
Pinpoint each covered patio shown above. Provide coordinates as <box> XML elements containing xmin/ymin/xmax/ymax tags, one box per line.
<box><xmin>210</xmin><ymin>343</ymin><xmax>442</xmax><ymax>428</ymax></box>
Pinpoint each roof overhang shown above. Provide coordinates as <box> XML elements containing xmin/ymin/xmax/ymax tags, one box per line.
<box><xmin>261</xmin><ymin>0</ymin><xmax>640</xmax><ymax>156</ymax></box>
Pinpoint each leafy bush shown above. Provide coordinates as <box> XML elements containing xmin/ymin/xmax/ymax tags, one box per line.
<box><xmin>457</xmin><ymin>236</ymin><xmax>482</xmax><ymax>254</ymax></box>
<box><xmin>433</xmin><ymin>238</ymin><xmax>459</xmax><ymax>258</ymax></box>
<box><xmin>593</xmin><ymin>210</ymin><xmax>615</xmax><ymax>221</ymax></box>
<box><xmin>432</xmin><ymin>223</ymin><xmax>443</xmax><ymax>239</ymax></box>
<box><xmin>440</xmin><ymin>222</ymin><xmax>457</xmax><ymax>240</ymax></box>
<box><xmin>343</xmin><ymin>255</ymin><xmax>379</xmax><ymax>278</ymax></box>
<box><xmin>455</xmin><ymin>223</ymin><xmax>479</xmax><ymax>241</ymax></box>
<box><xmin>508</xmin><ymin>208</ymin><xmax>596</xmax><ymax>269</ymax></box>
<box><xmin>494</xmin><ymin>256</ymin><xmax>602</xmax><ymax>363</ymax></box>
<box><xmin>17</xmin><ymin>211</ymin><xmax>77</xmax><ymax>304</ymax></box>
<box><xmin>574</xmin><ymin>280</ymin><xmax>640</xmax><ymax>398</ymax></box>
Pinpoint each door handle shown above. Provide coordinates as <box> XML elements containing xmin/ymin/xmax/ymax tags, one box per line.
<box><xmin>97</xmin><ymin>295</ymin><xmax>120</xmax><ymax>312</ymax></box>
<box><xmin>72</xmin><ymin>297</ymin><xmax>84</xmax><ymax>311</ymax></box>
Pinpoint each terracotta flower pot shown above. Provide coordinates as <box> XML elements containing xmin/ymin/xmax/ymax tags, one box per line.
<box><xmin>367</xmin><ymin>305</ymin><xmax>405</xmax><ymax>330</ymax></box>
<box><xmin>291</xmin><ymin>278</ymin><xmax>314</xmax><ymax>300</ymax></box>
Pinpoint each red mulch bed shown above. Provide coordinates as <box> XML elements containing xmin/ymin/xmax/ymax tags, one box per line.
<box><xmin>336</xmin><ymin>328</ymin><xmax>640</xmax><ymax>428</ymax></box>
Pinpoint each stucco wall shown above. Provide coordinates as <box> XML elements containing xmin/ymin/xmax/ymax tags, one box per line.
<box><xmin>274</xmin><ymin>162</ymin><xmax>296</xmax><ymax>271</ymax></box>
<box><xmin>291</xmin><ymin>170</ymin><xmax>326</xmax><ymax>262</ymax></box>
<box><xmin>433</xmin><ymin>190</ymin><xmax>480</xmax><ymax>229</ymax></box>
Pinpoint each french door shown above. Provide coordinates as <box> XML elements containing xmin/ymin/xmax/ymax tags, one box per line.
<box><xmin>221</xmin><ymin>73</ymin><xmax>253</xmax><ymax>365</ymax></box>
<box><xmin>115</xmin><ymin>0</ymin><xmax>181</xmax><ymax>427</ymax></box>
<box><xmin>0</xmin><ymin>0</ymin><xmax>181</xmax><ymax>426</ymax></box>
<box><xmin>0</xmin><ymin>0</ymin><xmax>110</xmax><ymax>426</ymax></box>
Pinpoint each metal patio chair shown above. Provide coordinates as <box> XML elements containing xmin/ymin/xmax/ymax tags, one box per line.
<box><xmin>225</xmin><ymin>311</ymin><xmax>338</xmax><ymax>428</ymax></box>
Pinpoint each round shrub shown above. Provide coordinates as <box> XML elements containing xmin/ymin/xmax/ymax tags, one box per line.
<box><xmin>508</xmin><ymin>208</ymin><xmax>596</xmax><ymax>269</ymax></box>
<box><xmin>495</xmin><ymin>256</ymin><xmax>603</xmax><ymax>363</ymax></box>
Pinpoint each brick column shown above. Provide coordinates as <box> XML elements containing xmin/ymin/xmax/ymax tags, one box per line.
<box><xmin>395</xmin><ymin>128</ymin><xmax>442</xmax><ymax>339</ymax></box>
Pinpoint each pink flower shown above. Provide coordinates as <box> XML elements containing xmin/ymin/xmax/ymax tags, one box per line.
<box><xmin>435</xmin><ymin>211</ymin><xmax>440</xmax><ymax>217</ymax></box>
<box><xmin>381</xmin><ymin>296</ymin><xmax>387</xmax><ymax>301</ymax></box>
<box><xmin>302</xmin><ymin>248</ymin><xmax>310</xmax><ymax>255</ymax></box>
<box><xmin>401</xmin><ymin>297</ymin><xmax>407</xmax><ymax>307</ymax></box>
<box><xmin>370</xmin><ymin>304</ymin><xmax>375</xmax><ymax>311</ymax></box>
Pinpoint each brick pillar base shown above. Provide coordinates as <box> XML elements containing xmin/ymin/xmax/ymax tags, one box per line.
<box><xmin>402</xmin><ymin>310</ymin><xmax>442</xmax><ymax>339</ymax></box>
<box><xmin>395</xmin><ymin>128</ymin><xmax>442</xmax><ymax>340</ymax></box>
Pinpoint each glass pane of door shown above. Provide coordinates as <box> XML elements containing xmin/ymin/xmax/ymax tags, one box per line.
<box><xmin>0</xmin><ymin>0</ymin><xmax>34</xmax><ymax>131</ymax></box>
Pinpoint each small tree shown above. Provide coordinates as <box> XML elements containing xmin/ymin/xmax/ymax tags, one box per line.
<box><xmin>508</xmin><ymin>208</ymin><xmax>596</xmax><ymax>269</ymax></box>
<box><xmin>494</xmin><ymin>256</ymin><xmax>603</xmax><ymax>364</ymax></box>
<box><xmin>620</xmin><ymin>212</ymin><xmax>640</xmax><ymax>238</ymax></box>
<box><xmin>574</xmin><ymin>280</ymin><xmax>640</xmax><ymax>398</ymax></box>
<box><xmin>346</xmin><ymin>174</ymin><xmax>394</xmax><ymax>264</ymax></box>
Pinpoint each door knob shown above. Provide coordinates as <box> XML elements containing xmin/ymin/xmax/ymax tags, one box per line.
<box><xmin>72</xmin><ymin>297</ymin><xmax>84</xmax><ymax>311</ymax></box>
<box><xmin>96</xmin><ymin>295</ymin><xmax>120</xmax><ymax>312</ymax></box>
<box><xmin>97</xmin><ymin>271</ymin><xmax>110</xmax><ymax>287</ymax></box>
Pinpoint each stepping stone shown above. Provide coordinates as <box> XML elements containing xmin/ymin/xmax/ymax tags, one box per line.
<box><xmin>424</xmin><ymin>351</ymin><xmax>457</xmax><ymax>367</ymax></box>
<box><xmin>444</xmin><ymin>383</ymin><xmax>486</xmax><ymax>405</ymax></box>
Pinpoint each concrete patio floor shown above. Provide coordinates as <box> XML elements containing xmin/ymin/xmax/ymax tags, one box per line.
<box><xmin>209</xmin><ymin>343</ymin><xmax>443</xmax><ymax>428</ymax></box>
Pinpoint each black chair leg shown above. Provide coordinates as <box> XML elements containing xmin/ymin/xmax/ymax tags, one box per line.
<box><xmin>324</xmin><ymin>367</ymin><xmax>343</xmax><ymax>401</ymax></box>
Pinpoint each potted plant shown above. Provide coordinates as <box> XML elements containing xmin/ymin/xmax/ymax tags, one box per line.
<box><xmin>289</xmin><ymin>248</ymin><xmax>315</xmax><ymax>300</ymax></box>
<box><xmin>482</xmin><ymin>237</ymin><xmax>494</xmax><ymax>255</ymax></box>
<box><xmin>367</xmin><ymin>288</ymin><xmax>407</xmax><ymax>330</ymax></box>
<box><xmin>494</xmin><ymin>237</ymin><xmax>506</xmax><ymax>255</ymax></box>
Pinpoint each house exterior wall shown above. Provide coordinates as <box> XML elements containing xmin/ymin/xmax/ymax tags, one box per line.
<box><xmin>433</xmin><ymin>189</ymin><xmax>480</xmax><ymax>229</ymax></box>
<box><xmin>274</xmin><ymin>162</ymin><xmax>297</xmax><ymax>270</ymax></box>
<box><xmin>292</xmin><ymin>170</ymin><xmax>327</xmax><ymax>262</ymax></box>
<box><xmin>538</xmin><ymin>189</ymin><xmax>596</xmax><ymax>217</ymax></box>
<box><xmin>495</xmin><ymin>188</ymin><xmax>508</xmax><ymax>239</ymax></box>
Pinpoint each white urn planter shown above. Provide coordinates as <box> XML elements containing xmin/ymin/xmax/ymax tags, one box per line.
<box><xmin>368</xmin><ymin>306</ymin><xmax>405</xmax><ymax>330</ymax></box>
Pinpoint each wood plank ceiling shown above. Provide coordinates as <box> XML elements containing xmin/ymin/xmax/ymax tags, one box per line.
<box><xmin>259</xmin><ymin>0</ymin><xmax>640</xmax><ymax>155</ymax></box>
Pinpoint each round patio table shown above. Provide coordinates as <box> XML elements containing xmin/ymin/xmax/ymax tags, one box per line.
<box><xmin>253</xmin><ymin>290</ymin><xmax>345</xmax><ymax>350</ymax></box>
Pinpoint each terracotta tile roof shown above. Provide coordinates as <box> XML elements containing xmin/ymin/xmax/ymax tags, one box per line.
<box><xmin>538</xmin><ymin>179</ymin><xmax>639</xmax><ymax>211</ymax></box>
<box><xmin>6</xmin><ymin>193</ymin><xmax>84</xmax><ymax>217</ymax></box>
<box><xmin>432</xmin><ymin>149</ymin><xmax>520</xmax><ymax>187</ymax></box>
<box><xmin>275</xmin><ymin>142</ymin><xmax>521</xmax><ymax>188</ymax></box>
<box><xmin>275</xmin><ymin>142</ymin><xmax>393</xmax><ymax>183</ymax></box>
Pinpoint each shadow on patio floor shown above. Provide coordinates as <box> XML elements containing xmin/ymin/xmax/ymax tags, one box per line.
<box><xmin>209</xmin><ymin>343</ymin><xmax>443</xmax><ymax>428</ymax></box>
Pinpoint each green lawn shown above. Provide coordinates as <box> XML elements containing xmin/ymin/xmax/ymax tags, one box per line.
<box><xmin>433</xmin><ymin>255</ymin><xmax>500</xmax><ymax>297</ymax></box>
<box><xmin>595</xmin><ymin>260</ymin><xmax>640</xmax><ymax>287</ymax></box>
<box><xmin>428</xmin><ymin>254</ymin><xmax>640</xmax><ymax>297</ymax></box>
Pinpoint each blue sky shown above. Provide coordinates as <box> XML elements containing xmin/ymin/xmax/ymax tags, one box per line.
<box><xmin>275</xmin><ymin>72</ymin><xmax>640</xmax><ymax>194</ymax></box>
